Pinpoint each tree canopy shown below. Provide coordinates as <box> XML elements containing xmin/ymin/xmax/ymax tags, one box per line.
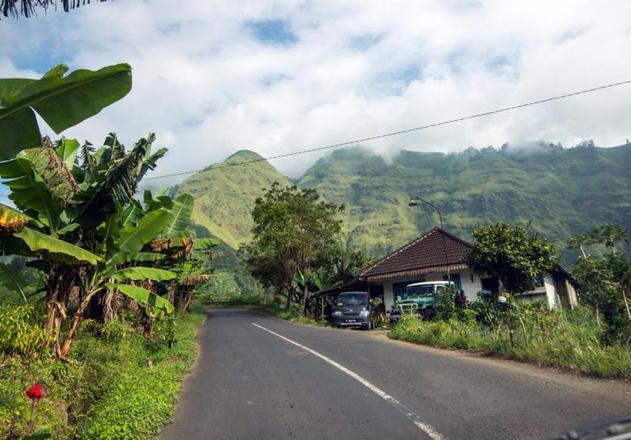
<box><xmin>245</xmin><ymin>183</ymin><xmax>343</xmax><ymax>312</ymax></box>
<box><xmin>467</xmin><ymin>222</ymin><xmax>558</xmax><ymax>295</ymax></box>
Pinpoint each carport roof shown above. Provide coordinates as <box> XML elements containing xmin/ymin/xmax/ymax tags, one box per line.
<box><xmin>359</xmin><ymin>227</ymin><xmax>472</xmax><ymax>282</ymax></box>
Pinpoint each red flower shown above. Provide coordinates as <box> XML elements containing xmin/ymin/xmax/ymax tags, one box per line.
<box><xmin>26</xmin><ymin>383</ymin><xmax>44</xmax><ymax>400</ymax></box>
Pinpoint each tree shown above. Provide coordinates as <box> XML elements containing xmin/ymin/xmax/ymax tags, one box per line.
<box><xmin>245</xmin><ymin>183</ymin><xmax>343</xmax><ymax>314</ymax></box>
<box><xmin>324</xmin><ymin>239</ymin><xmax>372</xmax><ymax>288</ymax></box>
<box><xmin>569</xmin><ymin>224</ymin><xmax>631</xmax><ymax>342</ymax></box>
<box><xmin>467</xmin><ymin>222</ymin><xmax>558</xmax><ymax>296</ymax></box>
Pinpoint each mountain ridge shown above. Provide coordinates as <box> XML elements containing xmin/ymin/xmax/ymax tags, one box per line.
<box><xmin>180</xmin><ymin>143</ymin><xmax>631</xmax><ymax>258</ymax></box>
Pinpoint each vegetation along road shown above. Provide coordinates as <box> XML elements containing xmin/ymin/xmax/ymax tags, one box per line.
<box><xmin>160</xmin><ymin>309</ymin><xmax>631</xmax><ymax>440</ymax></box>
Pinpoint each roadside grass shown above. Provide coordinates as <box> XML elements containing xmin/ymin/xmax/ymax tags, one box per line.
<box><xmin>389</xmin><ymin>310</ymin><xmax>631</xmax><ymax>379</ymax></box>
<box><xmin>0</xmin><ymin>302</ymin><xmax>206</xmax><ymax>439</ymax></box>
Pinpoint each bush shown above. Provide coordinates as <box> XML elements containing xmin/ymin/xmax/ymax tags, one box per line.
<box><xmin>390</xmin><ymin>303</ymin><xmax>631</xmax><ymax>379</ymax></box>
<box><xmin>0</xmin><ymin>305</ymin><xmax>206</xmax><ymax>439</ymax></box>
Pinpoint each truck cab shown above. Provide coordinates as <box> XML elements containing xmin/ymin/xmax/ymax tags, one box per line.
<box><xmin>390</xmin><ymin>281</ymin><xmax>455</xmax><ymax>323</ymax></box>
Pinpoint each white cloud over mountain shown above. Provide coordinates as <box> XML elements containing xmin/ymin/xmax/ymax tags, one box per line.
<box><xmin>1</xmin><ymin>0</ymin><xmax>630</xmax><ymax>185</ymax></box>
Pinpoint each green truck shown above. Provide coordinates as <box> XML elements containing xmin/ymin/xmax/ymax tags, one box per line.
<box><xmin>389</xmin><ymin>281</ymin><xmax>456</xmax><ymax>323</ymax></box>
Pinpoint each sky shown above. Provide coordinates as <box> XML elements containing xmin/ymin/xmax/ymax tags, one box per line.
<box><xmin>1</xmin><ymin>0</ymin><xmax>631</xmax><ymax>199</ymax></box>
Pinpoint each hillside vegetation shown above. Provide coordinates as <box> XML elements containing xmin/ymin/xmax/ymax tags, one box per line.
<box><xmin>176</xmin><ymin>150</ymin><xmax>292</xmax><ymax>249</ymax></box>
<box><xmin>181</xmin><ymin>143</ymin><xmax>631</xmax><ymax>258</ymax></box>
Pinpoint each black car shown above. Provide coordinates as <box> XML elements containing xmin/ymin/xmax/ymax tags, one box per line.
<box><xmin>330</xmin><ymin>291</ymin><xmax>374</xmax><ymax>330</ymax></box>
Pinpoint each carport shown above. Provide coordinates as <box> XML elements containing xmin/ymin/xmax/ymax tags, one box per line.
<box><xmin>313</xmin><ymin>279</ymin><xmax>385</xmax><ymax>318</ymax></box>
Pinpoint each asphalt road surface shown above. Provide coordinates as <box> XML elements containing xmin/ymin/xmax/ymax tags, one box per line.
<box><xmin>159</xmin><ymin>309</ymin><xmax>631</xmax><ymax>440</ymax></box>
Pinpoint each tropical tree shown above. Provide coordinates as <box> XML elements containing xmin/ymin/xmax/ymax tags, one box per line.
<box><xmin>324</xmin><ymin>239</ymin><xmax>372</xmax><ymax>288</ymax></box>
<box><xmin>569</xmin><ymin>224</ymin><xmax>631</xmax><ymax>343</ymax></box>
<box><xmin>245</xmin><ymin>183</ymin><xmax>343</xmax><ymax>313</ymax></box>
<box><xmin>467</xmin><ymin>222</ymin><xmax>558</xmax><ymax>296</ymax></box>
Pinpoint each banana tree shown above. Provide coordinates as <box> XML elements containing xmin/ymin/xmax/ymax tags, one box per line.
<box><xmin>142</xmin><ymin>192</ymin><xmax>217</xmax><ymax>312</ymax></box>
<box><xmin>1</xmin><ymin>131</ymin><xmax>168</xmax><ymax>310</ymax></box>
<box><xmin>1</xmin><ymin>201</ymin><xmax>177</xmax><ymax>357</ymax></box>
<box><xmin>56</xmin><ymin>207</ymin><xmax>177</xmax><ymax>358</ymax></box>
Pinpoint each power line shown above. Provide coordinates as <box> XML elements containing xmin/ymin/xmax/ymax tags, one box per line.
<box><xmin>140</xmin><ymin>78</ymin><xmax>631</xmax><ymax>180</ymax></box>
<box><xmin>0</xmin><ymin>78</ymin><xmax>629</xmax><ymax>191</ymax></box>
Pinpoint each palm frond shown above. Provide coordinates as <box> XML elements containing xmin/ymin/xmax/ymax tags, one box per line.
<box><xmin>1</xmin><ymin>0</ymin><xmax>109</xmax><ymax>18</ymax></box>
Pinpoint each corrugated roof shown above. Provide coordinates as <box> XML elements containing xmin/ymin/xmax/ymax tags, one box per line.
<box><xmin>359</xmin><ymin>227</ymin><xmax>472</xmax><ymax>279</ymax></box>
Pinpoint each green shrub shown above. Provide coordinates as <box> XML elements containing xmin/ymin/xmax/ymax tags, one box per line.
<box><xmin>0</xmin><ymin>304</ymin><xmax>50</xmax><ymax>357</ymax></box>
<box><xmin>435</xmin><ymin>285</ymin><xmax>456</xmax><ymax>320</ymax></box>
<box><xmin>390</xmin><ymin>304</ymin><xmax>631</xmax><ymax>379</ymax></box>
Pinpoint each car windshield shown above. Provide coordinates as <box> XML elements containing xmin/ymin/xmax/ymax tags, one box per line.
<box><xmin>338</xmin><ymin>293</ymin><xmax>368</xmax><ymax>306</ymax></box>
<box><xmin>406</xmin><ymin>285</ymin><xmax>434</xmax><ymax>297</ymax></box>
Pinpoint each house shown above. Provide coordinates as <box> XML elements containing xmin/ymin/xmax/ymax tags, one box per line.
<box><xmin>356</xmin><ymin>227</ymin><xmax>578</xmax><ymax>312</ymax></box>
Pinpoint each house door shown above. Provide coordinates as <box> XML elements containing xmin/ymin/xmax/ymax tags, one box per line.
<box><xmin>480</xmin><ymin>277</ymin><xmax>499</xmax><ymax>294</ymax></box>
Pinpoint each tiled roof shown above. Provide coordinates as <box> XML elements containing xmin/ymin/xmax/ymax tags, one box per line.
<box><xmin>360</xmin><ymin>227</ymin><xmax>472</xmax><ymax>280</ymax></box>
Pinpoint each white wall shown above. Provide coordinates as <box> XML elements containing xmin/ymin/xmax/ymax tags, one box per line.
<box><xmin>543</xmin><ymin>275</ymin><xmax>558</xmax><ymax>309</ymax></box>
<box><xmin>381</xmin><ymin>269</ymin><xmax>483</xmax><ymax>311</ymax></box>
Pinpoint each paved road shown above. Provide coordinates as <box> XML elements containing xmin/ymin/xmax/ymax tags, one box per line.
<box><xmin>160</xmin><ymin>309</ymin><xmax>631</xmax><ymax>440</ymax></box>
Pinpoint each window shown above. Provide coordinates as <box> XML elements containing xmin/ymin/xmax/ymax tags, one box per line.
<box><xmin>442</xmin><ymin>273</ymin><xmax>462</xmax><ymax>290</ymax></box>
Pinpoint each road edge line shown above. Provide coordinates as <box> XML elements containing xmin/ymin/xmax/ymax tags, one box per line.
<box><xmin>251</xmin><ymin>322</ymin><xmax>444</xmax><ymax>440</ymax></box>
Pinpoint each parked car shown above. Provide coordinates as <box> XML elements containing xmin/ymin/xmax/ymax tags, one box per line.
<box><xmin>390</xmin><ymin>281</ymin><xmax>456</xmax><ymax>324</ymax></box>
<box><xmin>330</xmin><ymin>291</ymin><xmax>375</xmax><ymax>330</ymax></box>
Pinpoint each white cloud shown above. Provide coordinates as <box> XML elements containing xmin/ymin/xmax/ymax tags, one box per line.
<box><xmin>1</xmin><ymin>0</ymin><xmax>630</xmax><ymax>185</ymax></box>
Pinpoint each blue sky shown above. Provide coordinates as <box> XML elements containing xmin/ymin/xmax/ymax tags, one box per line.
<box><xmin>1</xmin><ymin>0</ymin><xmax>631</xmax><ymax>188</ymax></box>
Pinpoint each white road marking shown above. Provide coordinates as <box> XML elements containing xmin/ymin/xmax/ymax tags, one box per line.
<box><xmin>251</xmin><ymin>322</ymin><xmax>445</xmax><ymax>440</ymax></box>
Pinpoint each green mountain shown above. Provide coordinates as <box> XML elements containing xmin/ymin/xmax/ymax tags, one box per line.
<box><xmin>176</xmin><ymin>150</ymin><xmax>291</xmax><ymax>248</ymax></box>
<box><xmin>180</xmin><ymin>143</ymin><xmax>631</xmax><ymax>258</ymax></box>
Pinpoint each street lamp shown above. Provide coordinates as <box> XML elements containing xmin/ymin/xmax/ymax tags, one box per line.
<box><xmin>408</xmin><ymin>196</ymin><xmax>451</xmax><ymax>281</ymax></box>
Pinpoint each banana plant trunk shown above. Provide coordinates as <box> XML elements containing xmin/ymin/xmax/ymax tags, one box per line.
<box><xmin>44</xmin><ymin>263</ymin><xmax>78</xmax><ymax>353</ymax></box>
<box><xmin>301</xmin><ymin>284</ymin><xmax>309</xmax><ymax>316</ymax></box>
<box><xmin>167</xmin><ymin>284</ymin><xmax>177</xmax><ymax>305</ymax></box>
<box><xmin>58</xmin><ymin>290</ymin><xmax>93</xmax><ymax>359</ymax></box>
<box><xmin>101</xmin><ymin>287</ymin><xmax>122</xmax><ymax>323</ymax></box>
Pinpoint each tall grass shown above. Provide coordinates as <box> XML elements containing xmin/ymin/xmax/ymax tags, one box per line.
<box><xmin>390</xmin><ymin>306</ymin><xmax>631</xmax><ymax>379</ymax></box>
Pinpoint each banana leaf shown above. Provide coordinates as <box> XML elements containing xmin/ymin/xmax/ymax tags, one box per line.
<box><xmin>15</xmin><ymin>227</ymin><xmax>101</xmax><ymax>265</ymax></box>
<box><xmin>0</xmin><ymin>203</ymin><xmax>27</xmax><ymax>231</ymax></box>
<box><xmin>115</xmin><ymin>208</ymin><xmax>174</xmax><ymax>256</ymax></box>
<box><xmin>0</xmin><ymin>263</ymin><xmax>28</xmax><ymax>302</ymax></box>
<box><xmin>0</xmin><ymin>64</ymin><xmax>132</xmax><ymax>160</ymax></box>
<box><xmin>110</xmin><ymin>267</ymin><xmax>176</xmax><ymax>282</ymax></box>
<box><xmin>162</xmin><ymin>193</ymin><xmax>194</xmax><ymax>239</ymax></box>
<box><xmin>106</xmin><ymin>283</ymin><xmax>174</xmax><ymax>313</ymax></box>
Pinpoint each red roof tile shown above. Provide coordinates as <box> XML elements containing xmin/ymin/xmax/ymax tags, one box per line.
<box><xmin>360</xmin><ymin>227</ymin><xmax>472</xmax><ymax>279</ymax></box>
